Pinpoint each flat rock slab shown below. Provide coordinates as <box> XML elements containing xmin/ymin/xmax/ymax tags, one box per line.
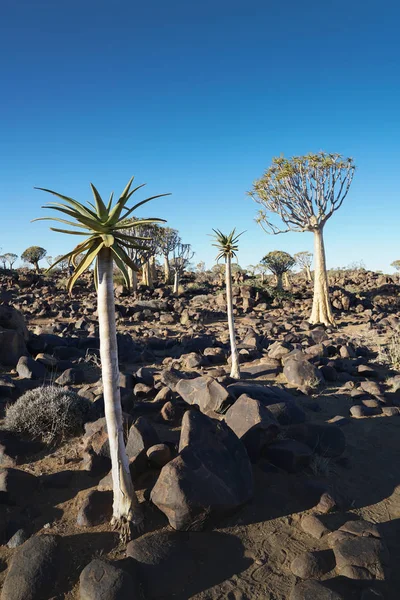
<box><xmin>1</xmin><ymin>534</ymin><xmax>59</xmax><ymax>600</ymax></box>
<box><xmin>290</xmin><ymin>580</ymin><xmax>349</xmax><ymax>600</ymax></box>
<box><xmin>333</xmin><ymin>536</ymin><xmax>389</xmax><ymax>580</ymax></box>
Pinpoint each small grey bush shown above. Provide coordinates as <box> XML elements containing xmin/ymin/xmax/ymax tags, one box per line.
<box><xmin>4</xmin><ymin>386</ymin><xmax>91</xmax><ymax>444</ymax></box>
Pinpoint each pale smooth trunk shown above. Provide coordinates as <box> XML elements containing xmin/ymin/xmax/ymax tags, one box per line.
<box><xmin>128</xmin><ymin>267</ymin><xmax>138</xmax><ymax>293</ymax></box>
<box><xmin>150</xmin><ymin>255</ymin><xmax>157</xmax><ymax>281</ymax></box>
<box><xmin>276</xmin><ymin>274</ymin><xmax>283</xmax><ymax>291</ymax></box>
<box><xmin>164</xmin><ymin>255</ymin><xmax>171</xmax><ymax>283</ymax></box>
<box><xmin>173</xmin><ymin>271</ymin><xmax>179</xmax><ymax>294</ymax></box>
<box><xmin>305</xmin><ymin>266</ymin><xmax>312</xmax><ymax>282</ymax></box>
<box><xmin>97</xmin><ymin>248</ymin><xmax>142</xmax><ymax>535</ymax></box>
<box><xmin>309</xmin><ymin>227</ymin><xmax>335</xmax><ymax>326</ymax></box>
<box><xmin>226</xmin><ymin>257</ymin><xmax>240</xmax><ymax>379</ymax></box>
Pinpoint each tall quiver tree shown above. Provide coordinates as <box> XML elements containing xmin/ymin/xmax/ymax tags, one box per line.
<box><xmin>211</xmin><ymin>229</ymin><xmax>244</xmax><ymax>379</ymax></box>
<box><xmin>158</xmin><ymin>228</ymin><xmax>180</xmax><ymax>283</ymax></box>
<box><xmin>249</xmin><ymin>153</ymin><xmax>355</xmax><ymax>326</ymax></box>
<box><xmin>34</xmin><ymin>177</ymin><xmax>168</xmax><ymax>539</ymax></box>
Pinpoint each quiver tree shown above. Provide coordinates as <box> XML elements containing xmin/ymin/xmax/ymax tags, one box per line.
<box><xmin>0</xmin><ymin>255</ymin><xmax>7</xmax><ymax>269</ymax></box>
<box><xmin>34</xmin><ymin>177</ymin><xmax>168</xmax><ymax>539</ymax></box>
<box><xmin>158</xmin><ymin>227</ymin><xmax>180</xmax><ymax>283</ymax></box>
<box><xmin>4</xmin><ymin>253</ymin><xmax>18</xmax><ymax>269</ymax></box>
<box><xmin>249</xmin><ymin>152</ymin><xmax>355</xmax><ymax>326</ymax></box>
<box><xmin>294</xmin><ymin>251</ymin><xmax>313</xmax><ymax>282</ymax></box>
<box><xmin>261</xmin><ymin>251</ymin><xmax>295</xmax><ymax>291</ymax></box>
<box><xmin>211</xmin><ymin>229</ymin><xmax>244</xmax><ymax>379</ymax></box>
<box><xmin>171</xmin><ymin>242</ymin><xmax>194</xmax><ymax>293</ymax></box>
<box><xmin>21</xmin><ymin>246</ymin><xmax>47</xmax><ymax>273</ymax></box>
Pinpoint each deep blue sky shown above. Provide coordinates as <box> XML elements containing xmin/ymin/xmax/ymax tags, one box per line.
<box><xmin>1</xmin><ymin>0</ymin><xmax>399</xmax><ymax>271</ymax></box>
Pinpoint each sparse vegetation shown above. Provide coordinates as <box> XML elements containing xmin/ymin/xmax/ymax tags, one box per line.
<box><xmin>4</xmin><ymin>386</ymin><xmax>90</xmax><ymax>444</ymax></box>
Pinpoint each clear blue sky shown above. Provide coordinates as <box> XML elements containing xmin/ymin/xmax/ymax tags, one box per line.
<box><xmin>0</xmin><ymin>0</ymin><xmax>399</xmax><ymax>272</ymax></box>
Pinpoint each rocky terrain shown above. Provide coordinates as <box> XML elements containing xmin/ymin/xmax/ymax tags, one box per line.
<box><xmin>0</xmin><ymin>267</ymin><xmax>400</xmax><ymax>600</ymax></box>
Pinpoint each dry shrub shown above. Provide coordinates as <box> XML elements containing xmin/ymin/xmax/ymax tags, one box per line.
<box><xmin>4</xmin><ymin>386</ymin><xmax>91</xmax><ymax>444</ymax></box>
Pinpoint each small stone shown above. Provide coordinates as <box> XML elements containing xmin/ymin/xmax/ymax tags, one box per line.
<box><xmin>7</xmin><ymin>528</ymin><xmax>29</xmax><ymax>548</ymax></box>
<box><xmin>76</xmin><ymin>490</ymin><xmax>113</xmax><ymax>527</ymax></box>
<box><xmin>146</xmin><ymin>443</ymin><xmax>172</xmax><ymax>467</ymax></box>
<box><xmin>290</xmin><ymin>549</ymin><xmax>335</xmax><ymax>579</ymax></box>
<box><xmin>79</xmin><ymin>558</ymin><xmax>137</xmax><ymax>599</ymax></box>
<box><xmin>301</xmin><ymin>514</ymin><xmax>330</xmax><ymax>539</ymax></box>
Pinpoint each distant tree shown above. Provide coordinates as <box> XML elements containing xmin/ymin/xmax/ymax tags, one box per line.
<box><xmin>3</xmin><ymin>253</ymin><xmax>18</xmax><ymax>269</ymax></box>
<box><xmin>54</xmin><ymin>255</ymin><xmax>69</xmax><ymax>270</ymax></box>
<box><xmin>246</xmin><ymin>264</ymin><xmax>257</xmax><ymax>276</ymax></box>
<box><xmin>46</xmin><ymin>256</ymin><xmax>53</xmax><ymax>267</ymax></box>
<box><xmin>171</xmin><ymin>243</ymin><xmax>194</xmax><ymax>293</ymax></box>
<box><xmin>211</xmin><ymin>229</ymin><xmax>244</xmax><ymax>379</ymax></box>
<box><xmin>196</xmin><ymin>261</ymin><xmax>206</xmax><ymax>273</ymax></box>
<box><xmin>254</xmin><ymin>262</ymin><xmax>269</xmax><ymax>283</ymax></box>
<box><xmin>391</xmin><ymin>260</ymin><xmax>400</xmax><ymax>281</ymax></box>
<box><xmin>0</xmin><ymin>255</ymin><xmax>7</xmax><ymax>269</ymax></box>
<box><xmin>21</xmin><ymin>246</ymin><xmax>47</xmax><ymax>273</ymax></box>
<box><xmin>294</xmin><ymin>251</ymin><xmax>313</xmax><ymax>282</ymax></box>
<box><xmin>261</xmin><ymin>251</ymin><xmax>295</xmax><ymax>291</ymax></box>
<box><xmin>158</xmin><ymin>228</ymin><xmax>180</xmax><ymax>283</ymax></box>
<box><xmin>249</xmin><ymin>152</ymin><xmax>355</xmax><ymax>326</ymax></box>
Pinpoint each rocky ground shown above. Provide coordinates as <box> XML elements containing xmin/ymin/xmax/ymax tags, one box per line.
<box><xmin>0</xmin><ymin>268</ymin><xmax>400</xmax><ymax>600</ymax></box>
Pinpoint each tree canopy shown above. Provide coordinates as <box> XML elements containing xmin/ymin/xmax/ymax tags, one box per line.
<box><xmin>249</xmin><ymin>152</ymin><xmax>355</xmax><ymax>234</ymax></box>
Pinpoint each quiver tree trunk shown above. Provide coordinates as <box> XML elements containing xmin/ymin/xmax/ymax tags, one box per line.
<box><xmin>164</xmin><ymin>255</ymin><xmax>171</xmax><ymax>283</ymax></box>
<box><xmin>150</xmin><ymin>255</ymin><xmax>157</xmax><ymax>282</ymax></box>
<box><xmin>226</xmin><ymin>256</ymin><xmax>240</xmax><ymax>379</ymax></box>
<box><xmin>309</xmin><ymin>227</ymin><xmax>335</xmax><ymax>327</ymax></box>
<box><xmin>97</xmin><ymin>248</ymin><xmax>142</xmax><ymax>537</ymax></box>
<box><xmin>34</xmin><ymin>261</ymin><xmax>40</xmax><ymax>274</ymax></box>
<box><xmin>283</xmin><ymin>272</ymin><xmax>291</xmax><ymax>290</ymax></box>
<box><xmin>141</xmin><ymin>260</ymin><xmax>153</xmax><ymax>289</ymax></box>
<box><xmin>127</xmin><ymin>267</ymin><xmax>137</xmax><ymax>293</ymax></box>
<box><xmin>276</xmin><ymin>274</ymin><xmax>283</xmax><ymax>291</ymax></box>
<box><xmin>173</xmin><ymin>270</ymin><xmax>179</xmax><ymax>294</ymax></box>
<box><xmin>305</xmin><ymin>266</ymin><xmax>312</xmax><ymax>282</ymax></box>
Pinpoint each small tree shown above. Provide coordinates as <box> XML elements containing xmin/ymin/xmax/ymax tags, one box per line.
<box><xmin>34</xmin><ymin>177</ymin><xmax>168</xmax><ymax>539</ymax></box>
<box><xmin>391</xmin><ymin>260</ymin><xmax>400</xmax><ymax>282</ymax></box>
<box><xmin>171</xmin><ymin>243</ymin><xmax>194</xmax><ymax>293</ymax></box>
<box><xmin>249</xmin><ymin>152</ymin><xmax>355</xmax><ymax>326</ymax></box>
<box><xmin>261</xmin><ymin>251</ymin><xmax>295</xmax><ymax>291</ymax></box>
<box><xmin>3</xmin><ymin>253</ymin><xmax>18</xmax><ymax>269</ymax></box>
<box><xmin>0</xmin><ymin>255</ymin><xmax>7</xmax><ymax>269</ymax></box>
<box><xmin>294</xmin><ymin>251</ymin><xmax>313</xmax><ymax>282</ymax></box>
<box><xmin>211</xmin><ymin>229</ymin><xmax>244</xmax><ymax>379</ymax></box>
<box><xmin>254</xmin><ymin>262</ymin><xmax>268</xmax><ymax>283</ymax></box>
<box><xmin>21</xmin><ymin>246</ymin><xmax>47</xmax><ymax>273</ymax></box>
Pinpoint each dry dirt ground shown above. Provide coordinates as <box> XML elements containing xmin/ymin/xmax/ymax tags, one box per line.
<box><xmin>1</xmin><ymin>316</ymin><xmax>399</xmax><ymax>599</ymax></box>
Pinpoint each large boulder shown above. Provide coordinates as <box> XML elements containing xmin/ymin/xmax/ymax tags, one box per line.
<box><xmin>176</xmin><ymin>376</ymin><xmax>231</xmax><ymax>414</ymax></box>
<box><xmin>151</xmin><ymin>410</ymin><xmax>253</xmax><ymax>530</ymax></box>
<box><xmin>226</xmin><ymin>383</ymin><xmax>305</xmax><ymax>425</ymax></box>
<box><xmin>283</xmin><ymin>356</ymin><xmax>324</xmax><ymax>388</ymax></box>
<box><xmin>224</xmin><ymin>394</ymin><xmax>279</xmax><ymax>461</ymax></box>
<box><xmin>1</xmin><ymin>534</ymin><xmax>60</xmax><ymax>600</ymax></box>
